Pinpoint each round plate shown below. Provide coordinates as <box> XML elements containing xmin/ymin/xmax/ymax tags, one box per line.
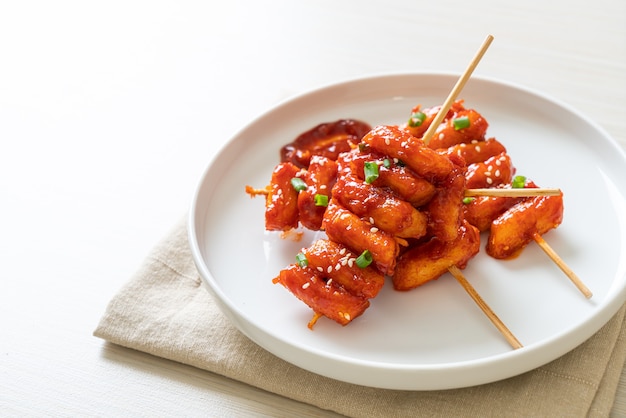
<box><xmin>188</xmin><ymin>73</ymin><xmax>626</xmax><ymax>390</ymax></box>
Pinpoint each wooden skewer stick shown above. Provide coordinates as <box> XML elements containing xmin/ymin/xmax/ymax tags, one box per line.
<box><xmin>419</xmin><ymin>35</ymin><xmax>523</xmax><ymax>349</ymax></box>
<box><xmin>448</xmin><ymin>266</ymin><xmax>523</xmax><ymax>349</ymax></box>
<box><xmin>248</xmin><ymin>186</ymin><xmax>562</xmax><ymax>199</ymax></box>
<box><xmin>532</xmin><ymin>233</ymin><xmax>593</xmax><ymax>298</ymax></box>
<box><xmin>421</xmin><ymin>34</ymin><xmax>494</xmax><ymax>146</ymax></box>
<box><xmin>465</xmin><ymin>188</ymin><xmax>562</xmax><ymax>197</ymax></box>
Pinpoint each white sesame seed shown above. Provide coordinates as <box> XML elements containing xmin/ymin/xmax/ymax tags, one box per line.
<box><xmin>438</xmin><ymin>133</ymin><xmax>445</xmax><ymax>140</ymax></box>
<box><xmin>460</xmin><ymin>143</ymin><xmax>467</xmax><ymax>148</ymax></box>
<box><xmin>348</xmin><ymin>258</ymin><xmax>355</xmax><ymax>267</ymax></box>
<box><xmin>320</xmin><ymin>184</ymin><xmax>327</xmax><ymax>190</ymax></box>
<box><xmin>317</xmin><ymin>267</ymin><xmax>323</xmax><ymax>272</ymax></box>
<box><xmin>499</xmin><ymin>155</ymin><xmax>507</xmax><ymax>162</ymax></box>
<box><xmin>335</xmin><ymin>263</ymin><xmax>341</xmax><ymax>271</ymax></box>
<box><xmin>495</xmin><ymin>169</ymin><xmax>501</xmax><ymax>177</ymax></box>
<box><xmin>327</xmin><ymin>266</ymin><xmax>333</xmax><ymax>273</ymax></box>
<box><xmin>327</xmin><ymin>278</ymin><xmax>333</xmax><ymax>285</ymax></box>
<box><xmin>495</xmin><ymin>159</ymin><xmax>502</xmax><ymax>166</ymax></box>
<box><xmin>486</xmin><ymin>177</ymin><xmax>493</xmax><ymax>185</ymax></box>
<box><xmin>393</xmin><ymin>158</ymin><xmax>399</xmax><ymax>163</ymax></box>
<box><xmin>370</xmin><ymin>227</ymin><xmax>379</xmax><ymax>233</ymax></box>
<box><xmin>346</xmin><ymin>225</ymin><xmax>352</xmax><ymax>230</ymax></box>
<box><xmin>341</xmin><ymin>259</ymin><xmax>348</xmax><ymax>266</ymax></box>
<box><xmin>471</xmin><ymin>140</ymin><xmax>478</xmax><ymax>144</ymax></box>
<box><xmin>488</xmin><ymin>165</ymin><xmax>493</xmax><ymax>171</ymax></box>
<box><xmin>485</xmin><ymin>171</ymin><xmax>492</xmax><ymax>177</ymax></box>
<box><xmin>385</xmin><ymin>138</ymin><xmax>391</xmax><ymax>146</ymax></box>
<box><xmin>344</xmin><ymin>313</ymin><xmax>351</xmax><ymax>321</ymax></box>
<box><xmin>302</xmin><ymin>282</ymin><xmax>310</xmax><ymax>289</ymax></box>
<box><xmin>474</xmin><ymin>145</ymin><xmax>481</xmax><ymax>153</ymax></box>
<box><xmin>369</xmin><ymin>217</ymin><xmax>375</xmax><ymax>224</ymax></box>
<box><xmin>339</xmin><ymin>247</ymin><xmax>346</xmax><ymax>255</ymax></box>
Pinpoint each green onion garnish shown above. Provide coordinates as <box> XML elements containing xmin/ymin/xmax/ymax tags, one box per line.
<box><xmin>364</xmin><ymin>161</ymin><xmax>379</xmax><ymax>184</ymax></box>
<box><xmin>314</xmin><ymin>194</ymin><xmax>329</xmax><ymax>207</ymax></box>
<box><xmin>290</xmin><ymin>177</ymin><xmax>307</xmax><ymax>192</ymax></box>
<box><xmin>295</xmin><ymin>252</ymin><xmax>308</xmax><ymax>267</ymax></box>
<box><xmin>462</xmin><ymin>197</ymin><xmax>475</xmax><ymax>204</ymax></box>
<box><xmin>355</xmin><ymin>250</ymin><xmax>373</xmax><ymax>268</ymax></box>
<box><xmin>408</xmin><ymin>111</ymin><xmax>427</xmax><ymax>127</ymax></box>
<box><xmin>511</xmin><ymin>175</ymin><xmax>527</xmax><ymax>189</ymax></box>
<box><xmin>453</xmin><ymin>116</ymin><xmax>470</xmax><ymax>130</ymax></box>
<box><xmin>382</xmin><ymin>158</ymin><xmax>391</xmax><ymax>168</ymax></box>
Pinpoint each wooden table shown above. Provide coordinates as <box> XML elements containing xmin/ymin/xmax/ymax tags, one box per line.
<box><xmin>2</xmin><ymin>1</ymin><xmax>625</xmax><ymax>415</ymax></box>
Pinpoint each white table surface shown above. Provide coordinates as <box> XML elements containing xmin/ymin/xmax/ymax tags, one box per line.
<box><xmin>2</xmin><ymin>1</ymin><xmax>625</xmax><ymax>416</ymax></box>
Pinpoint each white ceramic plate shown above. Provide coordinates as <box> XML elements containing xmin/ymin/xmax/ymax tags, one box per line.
<box><xmin>188</xmin><ymin>73</ymin><xmax>626</xmax><ymax>390</ymax></box>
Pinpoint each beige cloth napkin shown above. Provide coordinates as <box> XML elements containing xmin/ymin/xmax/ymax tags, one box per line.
<box><xmin>94</xmin><ymin>218</ymin><xmax>626</xmax><ymax>417</ymax></box>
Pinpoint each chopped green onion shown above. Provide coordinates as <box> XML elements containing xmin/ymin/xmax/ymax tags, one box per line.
<box><xmin>383</xmin><ymin>158</ymin><xmax>391</xmax><ymax>168</ymax></box>
<box><xmin>453</xmin><ymin>116</ymin><xmax>470</xmax><ymax>130</ymax></box>
<box><xmin>364</xmin><ymin>161</ymin><xmax>380</xmax><ymax>184</ymax></box>
<box><xmin>511</xmin><ymin>175</ymin><xmax>527</xmax><ymax>189</ymax></box>
<box><xmin>314</xmin><ymin>194</ymin><xmax>329</xmax><ymax>207</ymax></box>
<box><xmin>295</xmin><ymin>252</ymin><xmax>308</xmax><ymax>267</ymax></box>
<box><xmin>408</xmin><ymin>111</ymin><xmax>427</xmax><ymax>127</ymax></box>
<box><xmin>355</xmin><ymin>250</ymin><xmax>373</xmax><ymax>268</ymax></box>
<box><xmin>290</xmin><ymin>177</ymin><xmax>307</xmax><ymax>192</ymax></box>
<box><xmin>462</xmin><ymin>197</ymin><xmax>475</xmax><ymax>204</ymax></box>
